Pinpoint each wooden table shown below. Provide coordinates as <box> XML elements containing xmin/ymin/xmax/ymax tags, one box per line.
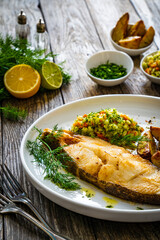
<box><xmin>0</xmin><ymin>0</ymin><xmax>160</xmax><ymax>239</ymax></box>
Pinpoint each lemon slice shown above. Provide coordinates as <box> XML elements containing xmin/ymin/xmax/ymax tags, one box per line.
<box><xmin>41</xmin><ymin>61</ymin><xmax>62</xmax><ymax>89</ymax></box>
<box><xmin>4</xmin><ymin>64</ymin><xmax>41</xmax><ymax>99</ymax></box>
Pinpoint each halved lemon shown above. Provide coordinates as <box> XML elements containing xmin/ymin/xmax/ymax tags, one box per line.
<box><xmin>41</xmin><ymin>61</ymin><xmax>62</xmax><ymax>89</ymax></box>
<box><xmin>4</xmin><ymin>64</ymin><xmax>41</xmax><ymax>99</ymax></box>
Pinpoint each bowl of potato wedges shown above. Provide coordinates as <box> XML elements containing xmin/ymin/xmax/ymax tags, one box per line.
<box><xmin>110</xmin><ymin>12</ymin><xmax>155</xmax><ymax>56</ymax></box>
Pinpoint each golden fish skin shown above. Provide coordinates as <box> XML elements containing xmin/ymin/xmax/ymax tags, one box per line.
<box><xmin>42</xmin><ymin>129</ymin><xmax>160</xmax><ymax>205</ymax></box>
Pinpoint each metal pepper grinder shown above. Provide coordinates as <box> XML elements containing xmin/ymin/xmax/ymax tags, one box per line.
<box><xmin>16</xmin><ymin>9</ymin><xmax>30</xmax><ymax>40</ymax></box>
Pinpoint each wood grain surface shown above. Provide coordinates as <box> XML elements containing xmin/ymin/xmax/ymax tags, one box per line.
<box><xmin>0</xmin><ymin>0</ymin><xmax>160</xmax><ymax>239</ymax></box>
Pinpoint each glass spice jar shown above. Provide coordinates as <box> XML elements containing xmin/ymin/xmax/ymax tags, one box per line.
<box><xmin>34</xmin><ymin>19</ymin><xmax>49</xmax><ymax>55</ymax></box>
<box><xmin>15</xmin><ymin>9</ymin><xmax>30</xmax><ymax>40</ymax></box>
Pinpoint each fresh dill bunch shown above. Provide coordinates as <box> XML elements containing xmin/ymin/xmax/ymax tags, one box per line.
<box><xmin>0</xmin><ymin>88</ymin><xmax>11</xmax><ymax>101</ymax></box>
<box><xmin>58</xmin><ymin>65</ymin><xmax>71</xmax><ymax>85</ymax></box>
<box><xmin>0</xmin><ymin>104</ymin><xmax>27</xmax><ymax>121</ymax></box>
<box><xmin>0</xmin><ymin>34</ymin><xmax>71</xmax><ymax>100</ymax></box>
<box><xmin>0</xmin><ymin>35</ymin><xmax>71</xmax><ymax>122</ymax></box>
<box><xmin>26</xmin><ymin>126</ymin><xmax>80</xmax><ymax>191</ymax></box>
<box><xmin>0</xmin><ymin>35</ymin><xmax>50</xmax><ymax>84</ymax></box>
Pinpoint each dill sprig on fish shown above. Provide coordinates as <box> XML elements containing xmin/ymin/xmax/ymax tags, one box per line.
<box><xmin>110</xmin><ymin>134</ymin><xmax>148</xmax><ymax>149</ymax></box>
<box><xmin>26</xmin><ymin>126</ymin><xmax>81</xmax><ymax>191</ymax></box>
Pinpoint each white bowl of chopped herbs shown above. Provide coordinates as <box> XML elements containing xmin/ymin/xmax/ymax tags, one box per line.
<box><xmin>86</xmin><ymin>50</ymin><xmax>133</xmax><ymax>86</ymax></box>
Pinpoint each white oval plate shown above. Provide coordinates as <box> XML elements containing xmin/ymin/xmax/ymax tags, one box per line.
<box><xmin>20</xmin><ymin>95</ymin><xmax>160</xmax><ymax>222</ymax></box>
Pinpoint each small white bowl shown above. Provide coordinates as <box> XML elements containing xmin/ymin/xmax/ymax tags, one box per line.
<box><xmin>110</xmin><ymin>27</ymin><xmax>153</xmax><ymax>57</ymax></box>
<box><xmin>140</xmin><ymin>51</ymin><xmax>160</xmax><ymax>85</ymax></box>
<box><xmin>85</xmin><ymin>50</ymin><xmax>134</xmax><ymax>87</ymax></box>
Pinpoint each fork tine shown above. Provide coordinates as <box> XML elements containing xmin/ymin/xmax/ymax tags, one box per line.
<box><xmin>2</xmin><ymin>174</ymin><xmax>16</xmax><ymax>196</ymax></box>
<box><xmin>3</xmin><ymin>164</ymin><xmax>24</xmax><ymax>192</ymax></box>
<box><xmin>0</xmin><ymin>193</ymin><xmax>11</xmax><ymax>204</ymax></box>
<box><xmin>0</xmin><ymin>198</ymin><xmax>6</xmax><ymax>206</ymax></box>
<box><xmin>0</xmin><ymin>180</ymin><xmax>13</xmax><ymax>199</ymax></box>
<box><xmin>1</xmin><ymin>166</ymin><xmax>20</xmax><ymax>194</ymax></box>
<box><xmin>1</xmin><ymin>164</ymin><xmax>23</xmax><ymax>194</ymax></box>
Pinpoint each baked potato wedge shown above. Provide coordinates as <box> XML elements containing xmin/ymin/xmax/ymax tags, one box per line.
<box><xmin>128</xmin><ymin>20</ymin><xmax>146</xmax><ymax>37</ymax></box>
<box><xmin>139</xmin><ymin>26</ymin><xmax>155</xmax><ymax>48</ymax></box>
<box><xmin>137</xmin><ymin>130</ymin><xmax>156</xmax><ymax>160</ymax></box>
<box><xmin>150</xmin><ymin>126</ymin><xmax>160</xmax><ymax>141</ymax></box>
<box><xmin>112</xmin><ymin>13</ymin><xmax>155</xmax><ymax>50</ymax></box>
<box><xmin>118</xmin><ymin>36</ymin><xmax>141</xmax><ymax>49</ymax></box>
<box><xmin>151</xmin><ymin>151</ymin><xmax>160</xmax><ymax>168</ymax></box>
<box><xmin>112</xmin><ymin>12</ymin><xmax>129</xmax><ymax>43</ymax></box>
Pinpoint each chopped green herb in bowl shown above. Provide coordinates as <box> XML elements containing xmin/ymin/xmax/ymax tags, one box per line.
<box><xmin>85</xmin><ymin>50</ymin><xmax>133</xmax><ymax>87</ymax></box>
<box><xmin>90</xmin><ymin>61</ymin><xmax>127</xmax><ymax>80</ymax></box>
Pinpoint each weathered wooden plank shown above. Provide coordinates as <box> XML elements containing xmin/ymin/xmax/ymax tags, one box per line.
<box><xmin>40</xmin><ymin>0</ymin><xmax>123</xmax><ymax>106</ymax></box>
<box><xmin>0</xmin><ymin>0</ymin><xmax>63</xmax><ymax>239</ymax></box>
<box><xmin>86</xmin><ymin>0</ymin><xmax>160</xmax><ymax>97</ymax></box>
<box><xmin>90</xmin><ymin>219</ymin><xmax>160</xmax><ymax>240</ymax></box>
<box><xmin>130</xmin><ymin>0</ymin><xmax>160</xmax><ymax>49</ymax></box>
<box><xmin>53</xmin><ymin>205</ymin><xmax>96</xmax><ymax>240</ymax></box>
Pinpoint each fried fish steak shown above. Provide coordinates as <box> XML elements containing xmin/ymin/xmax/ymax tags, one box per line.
<box><xmin>42</xmin><ymin>129</ymin><xmax>160</xmax><ymax>205</ymax></box>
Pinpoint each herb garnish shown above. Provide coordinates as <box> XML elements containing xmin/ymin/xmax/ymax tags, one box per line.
<box><xmin>90</xmin><ymin>61</ymin><xmax>127</xmax><ymax>79</ymax></box>
<box><xmin>0</xmin><ymin>104</ymin><xmax>27</xmax><ymax>121</ymax></box>
<box><xmin>136</xmin><ymin>207</ymin><xmax>144</xmax><ymax>210</ymax></box>
<box><xmin>26</xmin><ymin>126</ymin><xmax>80</xmax><ymax>191</ymax></box>
<box><xmin>110</xmin><ymin>134</ymin><xmax>148</xmax><ymax>149</ymax></box>
<box><xmin>106</xmin><ymin>205</ymin><xmax>113</xmax><ymax>208</ymax></box>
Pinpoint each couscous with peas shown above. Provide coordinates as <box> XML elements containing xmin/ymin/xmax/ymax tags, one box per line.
<box><xmin>71</xmin><ymin>108</ymin><xmax>144</xmax><ymax>148</ymax></box>
<box><xmin>142</xmin><ymin>51</ymin><xmax>160</xmax><ymax>77</ymax></box>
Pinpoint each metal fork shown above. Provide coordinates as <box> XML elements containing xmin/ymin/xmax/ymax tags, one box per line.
<box><xmin>1</xmin><ymin>164</ymin><xmax>52</xmax><ymax>228</ymax></box>
<box><xmin>0</xmin><ymin>164</ymin><xmax>71</xmax><ymax>240</ymax></box>
<box><xmin>0</xmin><ymin>193</ymin><xmax>71</xmax><ymax>240</ymax></box>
